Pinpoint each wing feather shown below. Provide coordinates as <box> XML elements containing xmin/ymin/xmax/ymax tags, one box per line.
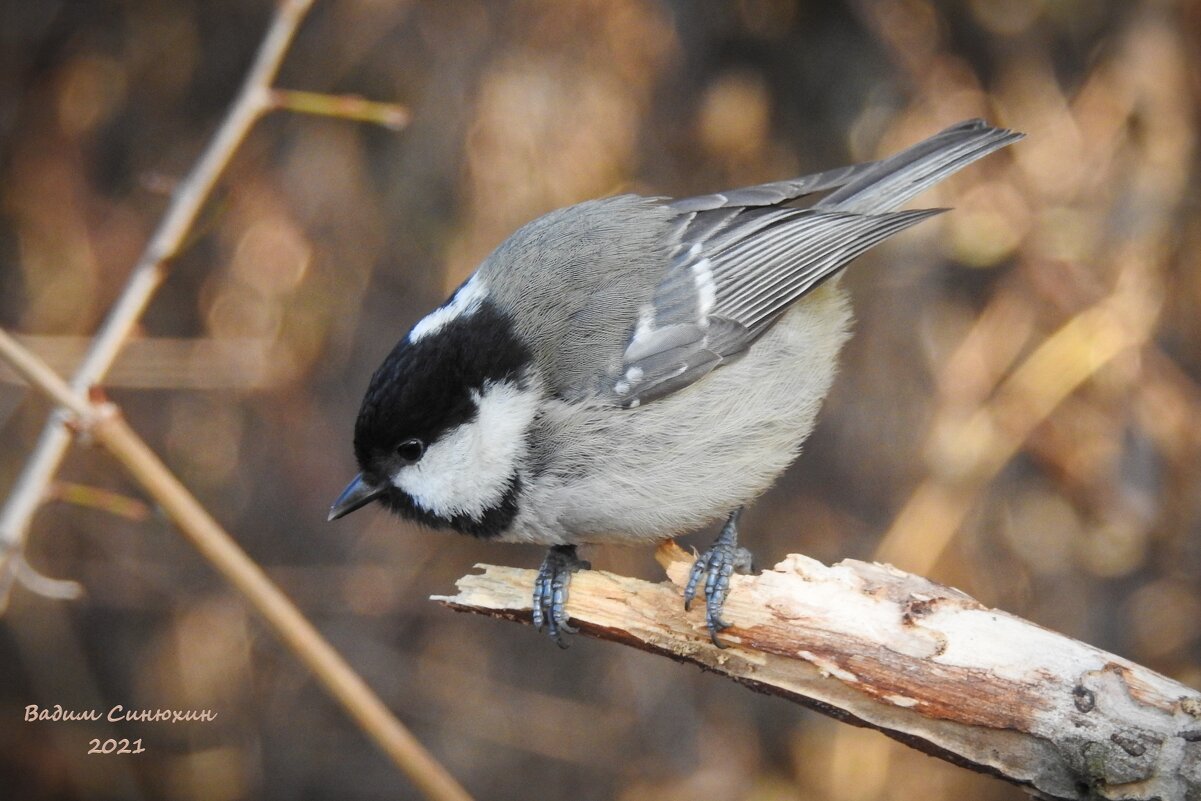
<box><xmin>669</xmin><ymin>162</ymin><xmax>875</xmax><ymax>213</ymax></box>
<box><xmin>610</xmin><ymin>119</ymin><xmax>1023</xmax><ymax>407</ymax></box>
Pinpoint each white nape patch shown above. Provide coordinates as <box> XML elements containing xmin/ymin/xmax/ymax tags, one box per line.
<box><xmin>391</xmin><ymin>379</ymin><xmax>537</xmax><ymax>521</ymax></box>
<box><xmin>614</xmin><ymin>380</ymin><xmax>630</xmax><ymax>395</ymax></box>
<box><xmin>690</xmin><ymin>257</ymin><xmax>716</xmax><ymax>322</ymax></box>
<box><xmin>626</xmin><ymin>366</ymin><xmax>644</xmax><ymax>382</ymax></box>
<box><xmin>408</xmin><ymin>275</ymin><xmax>488</xmax><ymax>342</ymax></box>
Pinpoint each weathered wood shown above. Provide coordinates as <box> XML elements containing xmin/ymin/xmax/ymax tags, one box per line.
<box><xmin>434</xmin><ymin>542</ymin><xmax>1201</xmax><ymax>801</ymax></box>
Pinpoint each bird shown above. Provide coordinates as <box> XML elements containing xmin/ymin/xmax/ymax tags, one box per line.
<box><xmin>329</xmin><ymin>118</ymin><xmax>1023</xmax><ymax>647</ymax></box>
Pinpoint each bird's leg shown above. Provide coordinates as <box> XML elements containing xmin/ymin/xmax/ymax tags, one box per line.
<box><xmin>683</xmin><ymin>508</ymin><xmax>753</xmax><ymax>647</ymax></box>
<box><xmin>531</xmin><ymin>544</ymin><xmax>591</xmax><ymax>648</ymax></box>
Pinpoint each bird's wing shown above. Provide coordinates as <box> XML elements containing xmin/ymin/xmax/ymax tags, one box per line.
<box><xmin>613</xmin><ymin>119</ymin><xmax>1023</xmax><ymax>407</ymax></box>
<box><xmin>612</xmin><ymin>207</ymin><xmax>940</xmax><ymax>406</ymax></box>
<box><xmin>667</xmin><ymin>162</ymin><xmax>875</xmax><ymax>213</ymax></box>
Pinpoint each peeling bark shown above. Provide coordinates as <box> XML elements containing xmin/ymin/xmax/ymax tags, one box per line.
<box><xmin>433</xmin><ymin>542</ymin><xmax>1201</xmax><ymax>801</ymax></box>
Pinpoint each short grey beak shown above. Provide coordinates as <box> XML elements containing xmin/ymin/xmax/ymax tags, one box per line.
<box><xmin>328</xmin><ymin>474</ymin><xmax>384</xmax><ymax>521</ymax></box>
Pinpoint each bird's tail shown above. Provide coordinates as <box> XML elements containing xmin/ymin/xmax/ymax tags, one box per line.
<box><xmin>814</xmin><ymin>119</ymin><xmax>1024</xmax><ymax>215</ymax></box>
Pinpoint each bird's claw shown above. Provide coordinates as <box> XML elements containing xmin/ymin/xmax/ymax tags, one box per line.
<box><xmin>531</xmin><ymin>545</ymin><xmax>590</xmax><ymax>647</ymax></box>
<box><xmin>683</xmin><ymin>509</ymin><xmax>752</xmax><ymax>647</ymax></box>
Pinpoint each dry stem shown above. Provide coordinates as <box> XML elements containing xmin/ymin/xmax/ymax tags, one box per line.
<box><xmin>0</xmin><ymin>329</ymin><xmax>473</xmax><ymax>801</ymax></box>
<box><xmin>0</xmin><ymin>0</ymin><xmax>316</xmax><ymax>606</ymax></box>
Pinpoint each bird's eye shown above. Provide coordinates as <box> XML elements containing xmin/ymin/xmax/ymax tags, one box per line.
<box><xmin>396</xmin><ymin>438</ymin><xmax>425</xmax><ymax>464</ymax></box>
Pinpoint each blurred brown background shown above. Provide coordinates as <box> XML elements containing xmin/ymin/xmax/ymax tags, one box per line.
<box><xmin>2</xmin><ymin>1</ymin><xmax>1200</xmax><ymax>799</ymax></box>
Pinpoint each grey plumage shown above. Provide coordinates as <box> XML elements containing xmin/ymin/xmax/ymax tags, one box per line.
<box><xmin>476</xmin><ymin>119</ymin><xmax>1021</xmax><ymax>546</ymax></box>
<box><xmin>478</xmin><ymin>118</ymin><xmax>1022</xmax><ymax>410</ymax></box>
<box><xmin>471</xmin><ymin>195</ymin><xmax>676</xmax><ymax>399</ymax></box>
<box><xmin>616</xmin><ymin>119</ymin><xmax>1023</xmax><ymax>405</ymax></box>
<box><xmin>333</xmin><ymin>119</ymin><xmax>1024</xmax><ymax>644</ymax></box>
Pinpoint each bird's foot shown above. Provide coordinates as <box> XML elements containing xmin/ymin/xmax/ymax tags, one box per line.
<box><xmin>683</xmin><ymin>508</ymin><xmax>753</xmax><ymax>647</ymax></box>
<box><xmin>531</xmin><ymin>544</ymin><xmax>591</xmax><ymax>648</ymax></box>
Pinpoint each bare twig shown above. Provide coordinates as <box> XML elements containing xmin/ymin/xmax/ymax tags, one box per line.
<box><xmin>269</xmin><ymin>89</ymin><xmax>411</xmax><ymax>130</ymax></box>
<box><xmin>0</xmin><ymin>0</ymin><xmax>317</xmax><ymax>606</ymax></box>
<box><xmin>47</xmin><ymin>482</ymin><xmax>151</xmax><ymax>522</ymax></box>
<box><xmin>0</xmin><ymin>1</ymin><xmax>409</xmax><ymax>606</ymax></box>
<box><xmin>0</xmin><ymin>335</ymin><xmax>289</xmax><ymax>390</ymax></box>
<box><xmin>0</xmin><ymin>329</ymin><xmax>473</xmax><ymax>801</ymax></box>
<box><xmin>438</xmin><ymin>541</ymin><xmax>1201</xmax><ymax>801</ymax></box>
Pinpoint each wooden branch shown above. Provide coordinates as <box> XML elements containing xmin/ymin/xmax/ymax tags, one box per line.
<box><xmin>436</xmin><ymin>542</ymin><xmax>1201</xmax><ymax>801</ymax></box>
<box><xmin>0</xmin><ymin>329</ymin><xmax>473</xmax><ymax>801</ymax></box>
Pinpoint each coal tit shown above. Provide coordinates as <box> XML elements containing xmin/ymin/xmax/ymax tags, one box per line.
<box><xmin>330</xmin><ymin>119</ymin><xmax>1023</xmax><ymax>646</ymax></box>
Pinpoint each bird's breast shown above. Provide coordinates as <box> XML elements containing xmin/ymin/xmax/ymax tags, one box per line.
<box><xmin>506</xmin><ymin>283</ymin><xmax>854</xmax><ymax>546</ymax></box>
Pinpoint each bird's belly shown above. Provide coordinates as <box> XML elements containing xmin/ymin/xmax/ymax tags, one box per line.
<box><xmin>507</xmin><ymin>284</ymin><xmax>854</xmax><ymax>547</ymax></box>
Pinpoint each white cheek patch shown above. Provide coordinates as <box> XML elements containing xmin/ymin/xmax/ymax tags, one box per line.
<box><xmin>391</xmin><ymin>379</ymin><xmax>539</xmax><ymax>521</ymax></box>
<box><xmin>408</xmin><ymin>275</ymin><xmax>488</xmax><ymax>342</ymax></box>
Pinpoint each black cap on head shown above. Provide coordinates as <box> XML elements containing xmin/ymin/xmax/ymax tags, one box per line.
<box><xmin>341</xmin><ymin>297</ymin><xmax>533</xmax><ymax>538</ymax></box>
<box><xmin>353</xmin><ymin>298</ymin><xmax>532</xmax><ymax>473</ymax></box>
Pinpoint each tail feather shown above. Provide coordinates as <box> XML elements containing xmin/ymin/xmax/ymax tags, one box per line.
<box><xmin>814</xmin><ymin>119</ymin><xmax>1024</xmax><ymax>214</ymax></box>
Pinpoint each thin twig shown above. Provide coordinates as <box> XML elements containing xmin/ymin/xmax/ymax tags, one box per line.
<box><xmin>0</xmin><ymin>0</ymin><xmax>315</xmax><ymax>603</ymax></box>
<box><xmin>269</xmin><ymin>89</ymin><xmax>411</xmax><ymax>130</ymax></box>
<box><xmin>0</xmin><ymin>329</ymin><xmax>474</xmax><ymax>801</ymax></box>
<box><xmin>48</xmin><ymin>482</ymin><xmax>151</xmax><ymax>522</ymax></box>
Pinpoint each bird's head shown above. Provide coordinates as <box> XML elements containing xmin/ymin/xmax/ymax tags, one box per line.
<box><xmin>329</xmin><ymin>277</ymin><xmax>537</xmax><ymax>538</ymax></box>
